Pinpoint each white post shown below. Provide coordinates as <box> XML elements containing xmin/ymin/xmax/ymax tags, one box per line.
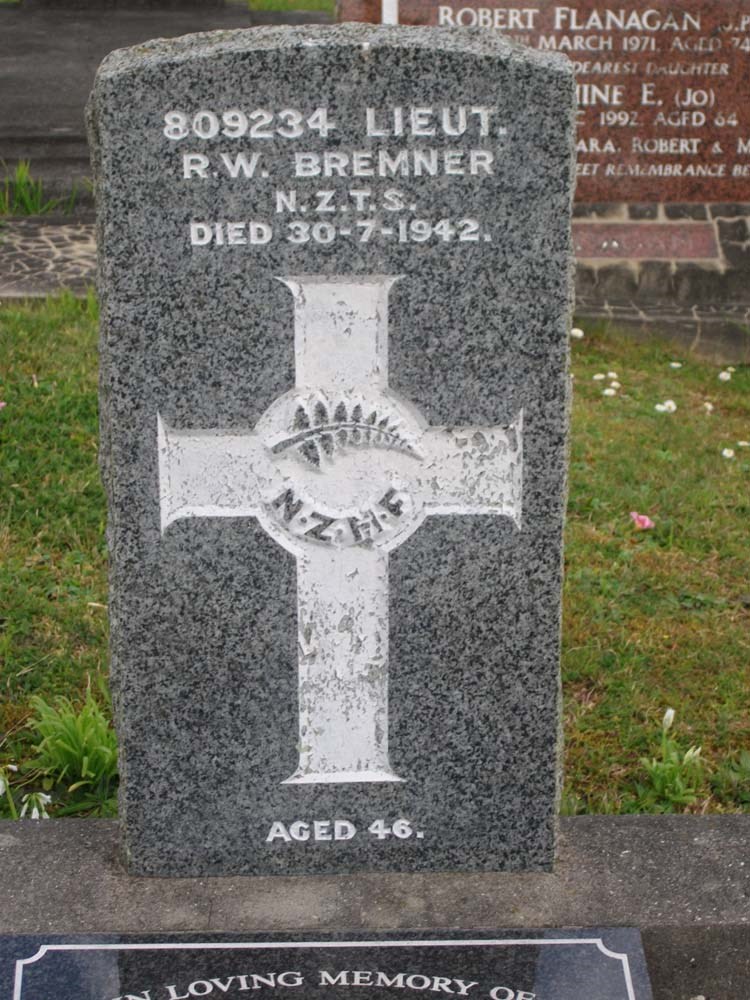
<box><xmin>381</xmin><ymin>0</ymin><xmax>400</xmax><ymax>25</ymax></box>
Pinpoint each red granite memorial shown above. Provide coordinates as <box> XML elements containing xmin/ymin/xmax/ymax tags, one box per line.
<box><xmin>339</xmin><ymin>1</ymin><xmax>750</xmax><ymax>361</ymax></box>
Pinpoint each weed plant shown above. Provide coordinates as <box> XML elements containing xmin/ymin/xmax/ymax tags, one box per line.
<box><xmin>630</xmin><ymin>708</ymin><xmax>706</xmax><ymax>812</ymax></box>
<box><xmin>1</xmin><ymin>161</ymin><xmax>76</xmax><ymax>216</ymax></box>
<box><xmin>0</xmin><ymin>685</ymin><xmax>117</xmax><ymax>818</ymax></box>
<box><xmin>26</xmin><ymin>685</ymin><xmax>118</xmax><ymax>815</ymax></box>
<box><xmin>711</xmin><ymin>750</ymin><xmax>750</xmax><ymax>807</ymax></box>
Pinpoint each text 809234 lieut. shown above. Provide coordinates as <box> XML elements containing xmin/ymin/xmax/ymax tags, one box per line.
<box><xmin>165</xmin><ymin>104</ymin><xmax>505</xmax><ymax>250</ymax></box>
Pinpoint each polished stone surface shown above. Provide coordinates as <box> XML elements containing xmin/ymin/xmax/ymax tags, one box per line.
<box><xmin>0</xmin><ymin>930</ymin><xmax>652</xmax><ymax>1000</ymax></box>
<box><xmin>89</xmin><ymin>24</ymin><xmax>575</xmax><ymax>875</ymax></box>
<box><xmin>339</xmin><ymin>0</ymin><xmax>750</xmax><ymax>203</ymax></box>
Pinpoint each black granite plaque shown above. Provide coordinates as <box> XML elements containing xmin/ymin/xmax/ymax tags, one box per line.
<box><xmin>0</xmin><ymin>932</ymin><xmax>651</xmax><ymax>1000</ymax></box>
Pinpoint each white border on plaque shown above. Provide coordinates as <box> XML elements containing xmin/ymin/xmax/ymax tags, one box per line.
<box><xmin>14</xmin><ymin>938</ymin><xmax>636</xmax><ymax>1000</ymax></box>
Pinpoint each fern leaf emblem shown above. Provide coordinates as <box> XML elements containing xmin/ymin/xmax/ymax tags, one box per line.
<box><xmin>272</xmin><ymin>399</ymin><xmax>420</xmax><ymax>468</ymax></box>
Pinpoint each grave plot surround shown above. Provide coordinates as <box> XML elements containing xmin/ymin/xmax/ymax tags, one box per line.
<box><xmin>88</xmin><ymin>25</ymin><xmax>575</xmax><ymax>876</ymax></box>
<box><xmin>340</xmin><ymin>3</ymin><xmax>750</xmax><ymax>360</ymax></box>
<box><xmin>343</xmin><ymin>0</ymin><xmax>750</xmax><ymax>203</ymax></box>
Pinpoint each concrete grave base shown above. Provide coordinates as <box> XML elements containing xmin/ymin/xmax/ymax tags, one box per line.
<box><xmin>1</xmin><ymin>815</ymin><xmax>747</xmax><ymax>999</ymax></box>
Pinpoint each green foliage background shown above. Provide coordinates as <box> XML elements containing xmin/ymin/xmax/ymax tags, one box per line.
<box><xmin>0</xmin><ymin>295</ymin><xmax>748</xmax><ymax>814</ymax></box>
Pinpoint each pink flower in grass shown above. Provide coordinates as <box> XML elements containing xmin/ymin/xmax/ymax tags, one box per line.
<box><xmin>0</xmin><ymin>401</ymin><xmax>6</xmax><ymax>410</ymax></box>
<box><xmin>630</xmin><ymin>511</ymin><xmax>655</xmax><ymax>530</ymax></box>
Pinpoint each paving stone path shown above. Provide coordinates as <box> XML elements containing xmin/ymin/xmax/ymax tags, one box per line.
<box><xmin>0</xmin><ymin>218</ymin><xmax>96</xmax><ymax>298</ymax></box>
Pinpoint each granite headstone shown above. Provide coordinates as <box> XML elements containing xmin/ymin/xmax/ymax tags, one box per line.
<box><xmin>87</xmin><ymin>24</ymin><xmax>575</xmax><ymax>876</ymax></box>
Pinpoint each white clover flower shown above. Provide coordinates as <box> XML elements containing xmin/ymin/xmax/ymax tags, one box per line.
<box><xmin>727</xmin><ymin>366</ymin><xmax>736</xmax><ymax>372</ymax></box>
<box><xmin>722</xmin><ymin>448</ymin><xmax>735</xmax><ymax>459</ymax></box>
<box><xmin>609</xmin><ymin>380</ymin><xmax>621</xmax><ymax>389</ymax></box>
<box><xmin>20</xmin><ymin>792</ymin><xmax>52</xmax><ymax>820</ymax></box>
<box><xmin>663</xmin><ymin>399</ymin><xmax>677</xmax><ymax>412</ymax></box>
<box><xmin>602</xmin><ymin>387</ymin><xmax>617</xmax><ymax>397</ymax></box>
<box><xmin>718</xmin><ymin>371</ymin><xmax>732</xmax><ymax>382</ymax></box>
<box><xmin>655</xmin><ymin>403</ymin><xmax>667</xmax><ymax>412</ymax></box>
<box><xmin>607</xmin><ymin>371</ymin><xmax>618</xmax><ymax>379</ymax></box>
<box><xmin>738</xmin><ymin>440</ymin><xmax>749</xmax><ymax>448</ymax></box>
<box><xmin>662</xmin><ymin>707</ymin><xmax>675</xmax><ymax>731</ymax></box>
<box><xmin>570</xmin><ymin>327</ymin><xmax>585</xmax><ymax>340</ymax></box>
<box><xmin>593</xmin><ymin>373</ymin><xmax>606</xmax><ymax>381</ymax></box>
<box><xmin>0</xmin><ymin>765</ymin><xmax>18</xmax><ymax>799</ymax></box>
<box><xmin>669</xmin><ymin>362</ymin><xmax>683</xmax><ymax>369</ymax></box>
<box><xmin>703</xmin><ymin>401</ymin><xmax>714</xmax><ymax>413</ymax></box>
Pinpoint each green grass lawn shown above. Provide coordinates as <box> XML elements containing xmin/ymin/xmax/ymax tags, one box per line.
<box><xmin>1</xmin><ymin>294</ymin><xmax>748</xmax><ymax>815</ymax></box>
<box><xmin>563</xmin><ymin>324</ymin><xmax>750</xmax><ymax>812</ymax></box>
<box><xmin>245</xmin><ymin>0</ymin><xmax>335</xmax><ymax>12</ymax></box>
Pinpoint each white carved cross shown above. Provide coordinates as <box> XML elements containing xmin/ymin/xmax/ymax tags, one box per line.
<box><xmin>158</xmin><ymin>276</ymin><xmax>522</xmax><ymax>785</ymax></box>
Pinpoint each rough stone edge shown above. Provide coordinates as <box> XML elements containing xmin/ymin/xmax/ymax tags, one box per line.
<box><xmin>91</xmin><ymin>23</ymin><xmax>574</xmax><ymax>82</ymax></box>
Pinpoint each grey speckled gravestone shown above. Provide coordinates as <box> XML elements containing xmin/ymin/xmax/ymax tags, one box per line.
<box><xmin>88</xmin><ymin>24</ymin><xmax>575</xmax><ymax>876</ymax></box>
